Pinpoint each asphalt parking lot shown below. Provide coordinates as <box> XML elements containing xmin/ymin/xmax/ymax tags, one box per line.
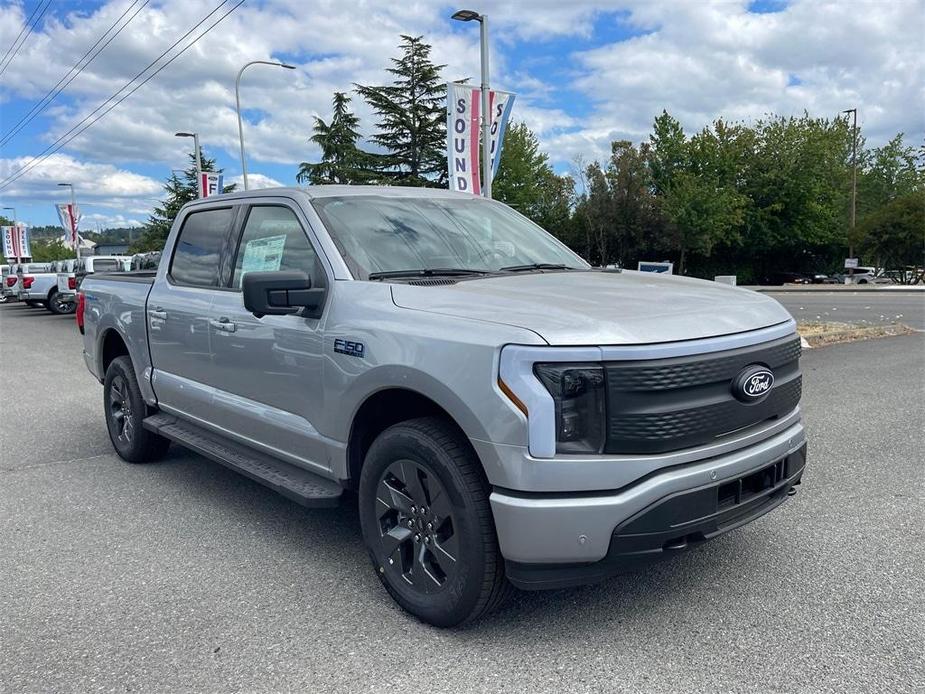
<box><xmin>765</xmin><ymin>290</ymin><xmax>925</xmax><ymax>331</ymax></box>
<box><xmin>1</xmin><ymin>300</ymin><xmax>923</xmax><ymax>693</ymax></box>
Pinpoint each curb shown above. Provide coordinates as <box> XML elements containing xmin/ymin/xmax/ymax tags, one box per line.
<box><xmin>744</xmin><ymin>285</ymin><xmax>925</xmax><ymax>293</ymax></box>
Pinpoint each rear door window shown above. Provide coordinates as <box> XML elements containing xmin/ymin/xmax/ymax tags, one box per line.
<box><xmin>170</xmin><ymin>208</ymin><xmax>234</xmax><ymax>287</ymax></box>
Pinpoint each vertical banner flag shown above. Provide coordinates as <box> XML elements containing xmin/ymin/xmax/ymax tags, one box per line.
<box><xmin>488</xmin><ymin>89</ymin><xmax>515</xmax><ymax>179</ymax></box>
<box><xmin>2</xmin><ymin>225</ymin><xmax>30</xmax><ymax>259</ymax></box>
<box><xmin>55</xmin><ymin>203</ymin><xmax>81</xmax><ymax>249</ymax></box>
<box><xmin>447</xmin><ymin>83</ymin><xmax>516</xmax><ymax>195</ymax></box>
<box><xmin>200</xmin><ymin>172</ymin><xmax>224</xmax><ymax>198</ymax></box>
<box><xmin>447</xmin><ymin>82</ymin><xmax>481</xmax><ymax>195</ymax></box>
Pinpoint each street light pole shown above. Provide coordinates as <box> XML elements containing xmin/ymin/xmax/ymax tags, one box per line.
<box><xmin>58</xmin><ymin>183</ymin><xmax>80</xmax><ymax>261</ymax></box>
<box><xmin>175</xmin><ymin>132</ymin><xmax>203</xmax><ymax>196</ymax></box>
<box><xmin>843</xmin><ymin>108</ymin><xmax>857</xmax><ymax>279</ymax></box>
<box><xmin>2</xmin><ymin>206</ymin><xmax>18</xmax><ymax>262</ymax></box>
<box><xmin>235</xmin><ymin>60</ymin><xmax>296</xmax><ymax>190</ymax></box>
<box><xmin>452</xmin><ymin>9</ymin><xmax>492</xmax><ymax>198</ymax></box>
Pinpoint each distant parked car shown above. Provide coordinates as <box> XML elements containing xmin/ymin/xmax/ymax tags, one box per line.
<box><xmin>0</xmin><ymin>264</ymin><xmax>10</xmax><ymax>303</ymax></box>
<box><xmin>130</xmin><ymin>251</ymin><xmax>161</xmax><ymax>271</ymax></box>
<box><xmin>843</xmin><ymin>267</ymin><xmax>893</xmax><ymax>285</ymax></box>
<box><xmin>763</xmin><ymin>271</ymin><xmax>811</xmax><ymax>285</ymax></box>
<box><xmin>810</xmin><ymin>274</ymin><xmax>840</xmax><ymax>284</ymax></box>
<box><xmin>11</xmin><ymin>262</ymin><xmax>54</xmax><ymax>308</ymax></box>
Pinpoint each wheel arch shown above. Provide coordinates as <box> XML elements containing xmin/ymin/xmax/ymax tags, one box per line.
<box><xmin>99</xmin><ymin>328</ymin><xmax>130</xmax><ymax>377</ymax></box>
<box><xmin>345</xmin><ymin>387</ymin><xmax>481</xmax><ymax>490</ymax></box>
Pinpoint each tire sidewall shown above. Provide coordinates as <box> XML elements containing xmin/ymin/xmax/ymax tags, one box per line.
<box><xmin>359</xmin><ymin>423</ymin><xmax>491</xmax><ymax>627</ymax></box>
<box><xmin>103</xmin><ymin>357</ymin><xmax>148</xmax><ymax>462</ymax></box>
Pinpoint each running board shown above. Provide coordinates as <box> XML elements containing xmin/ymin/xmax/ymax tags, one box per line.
<box><xmin>143</xmin><ymin>413</ymin><xmax>343</xmax><ymax>508</ymax></box>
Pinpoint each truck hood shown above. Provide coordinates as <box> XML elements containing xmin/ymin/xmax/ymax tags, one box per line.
<box><xmin>390</xmin><ymin>270</ymin><xmax>793</xmax><ymax>345</ymax></box>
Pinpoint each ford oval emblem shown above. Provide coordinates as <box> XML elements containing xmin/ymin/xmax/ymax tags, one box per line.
<box><xmin>732</xmin><ymin>366</ymin><xmax>775</xmax><ymax>402</ymax></box>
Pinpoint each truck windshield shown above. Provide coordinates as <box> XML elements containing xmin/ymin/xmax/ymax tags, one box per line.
<box><xmin>311</xmin><ymin>195</ymin><xmax>588</xmax><ymax>280</ymax></box>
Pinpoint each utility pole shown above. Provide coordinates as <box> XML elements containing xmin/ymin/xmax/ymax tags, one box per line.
<box><xmin>175</xmin><ymin>132</ymin><xmax>203</xmax><ymax>197</ymax></box>
<box><xmin>235</xmin><ymin>60</ymin><xmax>296</xmax><ymax>190</ymax></box>
<box><xmin>843</xmin><ymin>108</ymin><xmax>857</xmax><ymax>280</ymax></box>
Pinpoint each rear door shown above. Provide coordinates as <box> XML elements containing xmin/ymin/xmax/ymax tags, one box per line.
<box><xmin>147</xmin><ymin>205</ymin><xmax>237</xmax><ymax>423</ymax></box>
<box><xmin>206</xmin><ymin>201</ymin><xmax>332</xmax><ymax>471</ymax></box>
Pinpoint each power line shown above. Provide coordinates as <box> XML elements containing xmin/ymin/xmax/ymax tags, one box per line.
<box><xmin>0</xmin><ymin>0</ymin><xmax>52</xmax><ymax>78</ymax></box>
<box><xmin>0</xmin><ymin>0</ymin><xmax>245</xmax><ymax>192</ymax></box>
<box><xmin>0</xmin><ymin>0</ymin><xmax>43</xmax><ymax>71</ymax></box>
<box><xmin>2</xmin><ymin>0</ymin><xmax>152</xmax><ymax>147</ymax></box>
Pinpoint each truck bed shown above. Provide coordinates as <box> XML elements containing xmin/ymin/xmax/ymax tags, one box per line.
<box><xmin>80</xmin><ymin>273</ymin><xmax>155</xmax><ymax>385</ymax></box>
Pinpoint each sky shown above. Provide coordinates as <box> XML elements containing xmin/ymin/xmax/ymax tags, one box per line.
<box><xmin>0</xmin><ymin>0</ymin><xmax>923</xmax><ymax>229</ymax></box>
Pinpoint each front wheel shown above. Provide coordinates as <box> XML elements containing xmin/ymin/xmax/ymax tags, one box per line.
<box><xmin>103</xmin><ymin>356</ymin><xmax>170</xmax><ymax>463</ymax></box>
<box><xmin>359</xmin><ymin>417</ymin><xmax>510</xmax><ymax>627</ymax></box>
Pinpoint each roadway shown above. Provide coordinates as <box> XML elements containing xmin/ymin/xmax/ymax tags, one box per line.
<box><xmin>763</xmin><ymin>290</ymin><xmax>925</xmax><ymax>330</ymax></box>
<box><xmin>1</xmin><ymin>301</ymin><xmax>923</xmax><ymax>693</ymax></box>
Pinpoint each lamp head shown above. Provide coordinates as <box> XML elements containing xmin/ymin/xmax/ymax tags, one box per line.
<box><xmin>452</xmin><ymin>9</ymin><xmax>481</xmax><ymax>21</ymax></box>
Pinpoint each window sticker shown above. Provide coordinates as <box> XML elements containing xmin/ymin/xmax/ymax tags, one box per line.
<box><xmin>241</xmin><ymin>234</ymin><xmax>286</xmax><ymax>273</ymax></box>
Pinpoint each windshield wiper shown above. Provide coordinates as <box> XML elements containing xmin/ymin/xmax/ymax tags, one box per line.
<box><xmin>499</xmin><ymin>263</ymin><xmax>572</xmax><ymax>272</ymax></box>
<box><xmin>368</xmin><ymin>268</ymin><xmax>490</xmax><ymax>281</ymax></box>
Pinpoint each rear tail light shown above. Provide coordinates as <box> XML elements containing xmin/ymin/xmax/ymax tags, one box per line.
<box><xmin>68</xmin><ymin>276</ymin><xmax>76</xmax><ymax>290</ymax></box>
<box><xmin>22</xmin><ymin>275</ymin><xmax>34</xmax><ymax>289</ymax></box>
<box><xmin>5</xmin><ymin>276</ymin><xmax>16</xmax><ymax>287</ymax></box>
<box><xmin>76</xmin><ymin>292</ymin><xmax>86</xmax><ymax>333</ymax></box>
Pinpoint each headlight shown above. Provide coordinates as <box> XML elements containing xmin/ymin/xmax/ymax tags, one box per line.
<box><xmin>534</xmin><ymin>363</ymin><xmax>606</xmax><ymax>454</ymax></box>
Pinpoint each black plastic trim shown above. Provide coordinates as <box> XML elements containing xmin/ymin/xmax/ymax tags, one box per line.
<box><xmin>505</xmin><ymin>443</ymin><xmax>807</xmax><ymax>591</ymax></box>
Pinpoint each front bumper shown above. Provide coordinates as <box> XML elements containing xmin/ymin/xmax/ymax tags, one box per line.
<box><xmin>490</xmin><ymin>422</ymin><xmax>806</xmax><ymax>588</ymax></box>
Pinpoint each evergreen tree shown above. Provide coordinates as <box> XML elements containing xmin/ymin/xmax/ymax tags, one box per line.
<box><xmin>297</xmin><ymin>92</ymin><xmax>373</xmax><ymax>184</ymax></box>
<box><xmin>355</xmin><ymin>35</ymin><xmax>447</xmax><ymax>186</ymax></box>
<box><xmin>493</xmin><ymin>122</ymin><xmax>573</xmax><ymax>234</ymax></box>
<box><xmin>131</xmin><ymin>150</ymin><xmax>233</xmax><ymax>252</ymax></box>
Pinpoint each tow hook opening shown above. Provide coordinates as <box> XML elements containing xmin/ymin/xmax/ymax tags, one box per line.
<box><xmin>663</xmin><ymin>532</ymin><xmax>704</xmax><ymax>552</ymax></box>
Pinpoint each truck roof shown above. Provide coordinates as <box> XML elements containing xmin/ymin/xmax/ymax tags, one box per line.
<box><xmin>183</xmin><ymin>184</ymin><xmax>483</xmax><ymax>208</ymax></box>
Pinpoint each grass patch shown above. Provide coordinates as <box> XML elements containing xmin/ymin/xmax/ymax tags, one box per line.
<box><xmin>797</xmin><ymin>321</ymin><xmax>916</xmax><ymax>347</ymax></box>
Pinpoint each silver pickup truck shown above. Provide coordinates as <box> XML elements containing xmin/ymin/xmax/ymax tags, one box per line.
<box><xmin>79</xmin><ymin>186</ymin><xmax>807</xmax><ymax>627</ymax></box>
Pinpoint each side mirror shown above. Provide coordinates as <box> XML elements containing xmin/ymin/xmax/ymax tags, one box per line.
<box><xmin>242</xmin><ymin>270</ymin><xmax>325</xmax><ymax>318</ymax></box>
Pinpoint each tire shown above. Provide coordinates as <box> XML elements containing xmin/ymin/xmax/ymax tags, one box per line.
<box><xmin>359</xmin><ymin>416</ymin><xmax>510</xmax><ymax>627</ymax></box>
<box><xmin>0</xmin><ymin>295</ymin><xmax>9</xmax><ymax>304</ymax></box>
<box><xmin>103</xmin><ymin>356</ymin><xmax>170</xmax><ymax>463</ymax></box>
<box><xmin>46</xmin><ymin>289</ymin><xmax>74</xmax><ymax>315</ymax></box>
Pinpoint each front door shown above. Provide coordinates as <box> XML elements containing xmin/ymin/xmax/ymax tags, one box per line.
<box><xmin>147</xmin><ymin>205</ymin><xmax>236</xmax><ymax>423</ymax></box>
<box><xmin>207</xmin><ymin>203</ymin><xmax>331</xmax><ymax>473</ymax></box>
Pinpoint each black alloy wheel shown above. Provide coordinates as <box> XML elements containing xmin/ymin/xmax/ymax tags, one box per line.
<box><xmin>103</xmin><ymin>356</ymin><xmax>170</xmax><ymax>463</ymax></box>
<box><xmin>108</xmin><ymin>373</ymin><xmax>136</xmax><ymax>447</ymax></box>
<box><xmin>374</xmin><ymin>459</ymin><xmax>460</xmax><ymax>592</ymax></box>
<box><xmin>359</xmin><ymin>417</ymin><xmax>510</xmax><ymax>627</ymax></box>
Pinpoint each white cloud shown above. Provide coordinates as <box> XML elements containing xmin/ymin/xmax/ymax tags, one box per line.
<box><xmin>227</xmin><ymin>172</ymin><xmax>286</xmax><ymax>190</ymax></box>
<box><xmin>0</xmin><ymin>153</ymin><xmax>162</xmax><ymax>207</ymax></box>
<box><xmin>83</xmin><ymin>213</ymin><xmax>145</xmax><ymax>229</ymax></box>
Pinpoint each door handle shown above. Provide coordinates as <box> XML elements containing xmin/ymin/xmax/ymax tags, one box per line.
<box><xmin>149</xmin><ymin>307</ymin><xmax>168</xmax><ymax>320</ymax></box>
<box><xmin>210</xmin><ymin>317</ymin><xmax>237</xmax><ymax>332</ymax></box>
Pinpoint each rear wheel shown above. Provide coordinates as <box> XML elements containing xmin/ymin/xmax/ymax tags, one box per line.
<box><xmin>103</xmin><ymin>356</ymin><xmax>170</xmax><ymax>463</ymax></box>
<box><xmin>359</xmin><ymin>417</ymin><xmax>510</xmax><ymax>627</ymax></box>
<box><xmin>46</xmin><ymin>289</ymin><xmax>74</xmax><ymax>315</ymax></box>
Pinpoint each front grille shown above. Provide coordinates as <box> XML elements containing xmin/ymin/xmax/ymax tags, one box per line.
<box><xmin>604</xmin><ymin>334</ymin><xmax>801</xmax><ymax>454</ymax></box>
